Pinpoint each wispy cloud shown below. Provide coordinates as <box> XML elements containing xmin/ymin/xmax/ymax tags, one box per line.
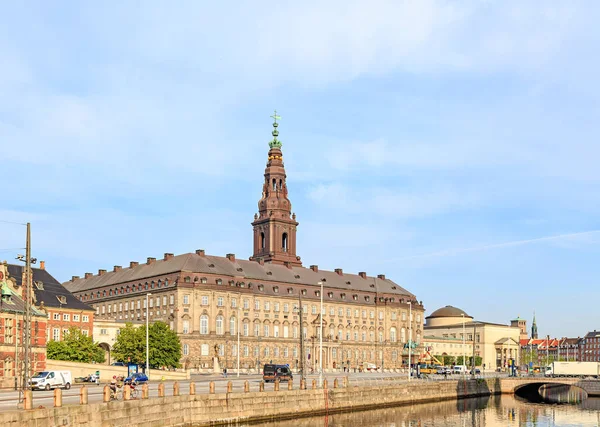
<box><xmin>388</xmin><ymin>230</ymin><xmax>600</xmax><ymax>262</ymax></box>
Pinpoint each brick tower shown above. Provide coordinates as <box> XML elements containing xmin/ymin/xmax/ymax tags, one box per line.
<box><xmin>250</xmin><ymin>111</ymin><xmax>301</xmax><ymax>266</ymax></box>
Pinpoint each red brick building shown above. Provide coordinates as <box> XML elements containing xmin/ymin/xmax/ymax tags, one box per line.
<box><xmin>0</xmin><ymin>262</ymin><xmax>47</xmax><ymax>389</ymax></box>
<box><xmin>7</xmin><ymin>262</ymin><xmax>94</xmax><ymax>343</ymax></box>
<box><xmin>581</xmin><ymin>330</ymin><xmax>600</xmax><ymax>362</ymax></box>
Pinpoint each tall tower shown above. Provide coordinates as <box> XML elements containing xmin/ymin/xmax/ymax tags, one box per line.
<box><xmin>250</xmin><ymin>111</ymin><xmax>301</xmax><ymax>266</ymax></box>
<box><xmin>531</xmin><ymin>312</ymin><xmax>538</xmax><ymax>339</ymax></box>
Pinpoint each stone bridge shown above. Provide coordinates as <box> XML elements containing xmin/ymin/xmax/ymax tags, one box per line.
<box><xmin>501</xmin><ymin>377</ymin><xmax>600</xmax><ymax>397</ymax></box>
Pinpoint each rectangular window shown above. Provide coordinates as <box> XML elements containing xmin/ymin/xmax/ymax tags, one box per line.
<box><xmin>231</xmin><ymin>298</ymin><xmax>237</xmax><ymax>308</ymax></box>
<box><xmin>254</xmin><ymin>324</ymin><xmax>260</xmax><ymax>337</ymax></box>
<box><xmin>378</xmin><ymin>311</ymin><xmax>383</xmax><ymax>320</ymax></box>
<box><xmin>100</xmin><ymin>329</ymin><xmax>108</xmax><ymax>335</ymax></box>
<box><xmin>63</xmin><ymin>314</ymin><xmax>70</xmax><ymax>321</ymax></box>
<box><xmin>264</xmin><ymin>301</ymin><xmax>270</xmax><ymax>311</ymax></box>
<box><xmin>274</xmin><ymin>302</ymin><xmax>279</xmax><ymax>312</ymax></box>
<box><xmin>283</xmin><ymin>303</ymin><xmax>289</xmax><ymax>313</ymax></box>
<box><xmin>283</xmin><ymin>326</ymin><xmax>289</xmax><ymax>338</ymax></box>
<box><xmin>293</xmin><ymin>327</ymin><xmax>298</xmax><ymax>339</ymax></box>
<box><xmin>243</xmin><ymin>323</ymin><xmax>249</xmax><ymax>337</ymax></box>
<box><xmin>244</xmin><ymin>346</ymin><xmax>249</xmax><ymax>357</ymax></box>
<box><xmin>274</xmin><ymin>347</ymin><xmax>279</xmax><ymax>357</ymax></box>
<box><xmin>82</xmin><ymin>330</ymin><xmax>89</xmax><ymax>337</ymax></box>
<box><xmin>217</xmin><ymin>297</ymin><xmax>224</xmax><ymax>307</ymax></box>
<box><xmin>201</xmin><ymin>296</ymin><xmax>208</xmax><ymax>305</ymax></box>
<box><xmin>101</xmin><ymin>306</ymin><xmax>106</xmax><ymax>314</ymax></box>
<box><xmin>243</xmin><ymin>299</ymin><xmax>249</xmax><ymax>310</ymax></box>
<box><xmin>391</xmin><ymin>312</ymin><xmax>397</xmax><ymax>320</ymax></box>
<box><xmin>274</xmin><ymin>325</ymin><xmax>279</xmax><ymax>337</ymax></box>
<box><xmin>170</xmin><ymin>295</ymin><xmax>174</xmax><ymax>305</ymax></box>
<box><xmin>82</xmin><ymin>315</ymin><xmax>89</xmax><ymax>322</ymax></box>
<box><xmin>293</xmin><ymin>348</ymin><xmax>298</xmax><ymax>358</ymax></box>
<box><xmin>264</xmin><ymin>325</ymin><xmax>270</xmax><ymax>337</ymax></box>
<box><xmin>52</xmin><ymin>313</ymin><xmax>60</xmax><ymax>321</ymax></box>
<box><xmin>52</xmin><ymin>328</ymin><xmax>60</xmax><ymax>341</ymax></box>
<box><xmin>338</xmin><ymin>308</ymin><xmax>343</xmax><ymax>317</ymax></box>
<box><xmin>330</xmin><ymin>307</ymin><xmax>335</xmax><ymax>316</ymax></box>
<box><xmin>284</xmin><ymin>347</ymin><xmax>289</xmax><ymax>357</ymax></box>
<box><xmin>124</xmin><ymin>302</ymin><xmax>129</xmax><ymax>310</ymax></box>
<box><xmin>163</xmin><ymin>296</ymin><xmax>167</xmax><ymax>306</ymax></box>
<box><xmin>183</xmin><ymin>320</ymin><xmax>189</xmax><ymax>334</ymax></box>
<box><xmin>255</xmin><ymin>300</ymin><xmax>260</xmax><ymax>310</ymax></box>
<box><xmin>347</xmin><ymin>309</ymin><xmax>351</xmax><ymax>317</ymax></box>
<box><xmin>108</xmin><ymin>305</ymin><xmax>112</xmax><ymax>314</ymax></box>
<box><xmin>183</xmin><ymin>344</ymin><xmax>189</xmax><ymax>356</ymax></box>
<box><xmin>183</xmin><ymin>295</ymin><xmax>190</xmax><ymax>305</ymax></box>
<box><xmin>201</xmin><ymin>344</ymin><xmax>209</xmax><ymax>356</ymax></box>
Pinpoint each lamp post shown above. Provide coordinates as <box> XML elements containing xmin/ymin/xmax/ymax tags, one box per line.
<box><xmin>237</xmin><ymin>304</ymin><xmax>240</xmax><ymax>378</ymax></box>
<box><xmin>408</xmin><ymin>300</ymin><xmax>412</xmax><ymax>382</ymax></box>
<box><xmin>318</xmin><ymin>281</ymin><xmax>323</xmax><ymax>388</ymax></box>
<box><xmin>461</xmin><ymin>313</ymin><xmax>466</xmax><ymax>376</ymax></box>
<box><xmin>294</xmin><ymin>295</ymin><xmax>306</xmax><ymax>382</ymax></box>
<box><xmin>146</xmin><ymin>293</ymin><xmax>151</xmax><ymax>378</ymax></box>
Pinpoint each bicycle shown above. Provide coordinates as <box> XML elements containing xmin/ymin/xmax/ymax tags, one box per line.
<box><xmin>130</xmin><ymin>387</ymin><xmax>139</xmax><ymax>399</ymax></box>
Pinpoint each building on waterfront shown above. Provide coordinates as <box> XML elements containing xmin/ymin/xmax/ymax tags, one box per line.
<box><xmin>558</xmin><ymin>337</ymin><xmax>582</xmax><ymax>362</ymax></box>
<box><xmin>581</xmin><ymin>330</ymin><xmax>600</xmax><ymax>362</ymax></box>
<box><xmin>0</xmin><ymin>262</ymin><xmax>47</xmax><ymax>388</ymax></box>
<box><xmin>64</xmin><ymin>116</ymin><xmax>425</xmax><ymax>372</ymax></box>
<box><xmin>421</xmin><ymin>335</ymin><xmax>473</xmax><ymax>363</ymax></box>
<box><xmin>7</xmin><ymin>262</ymin><xmax>94</xmax><ymax>342</ymax></box>
<box><xmin>423</xmin><ymin>306</ymin><xmax>521</xmax><ymax>370</ymax></box>
<box><xmin>510</xmin><ymin>316</ymin><xmax>528</xmax><ymax>341</ymax></box>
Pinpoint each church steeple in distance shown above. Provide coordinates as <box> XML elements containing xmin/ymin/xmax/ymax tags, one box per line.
<box><xmin>250</xmin><ymin>111</ymin><xmax>302</xmax><ymax>266</ymax></box>
<box><xmin>531</xmin><ymin>311</ymin><xmax>538</xmax><ymax>339</ymax></box>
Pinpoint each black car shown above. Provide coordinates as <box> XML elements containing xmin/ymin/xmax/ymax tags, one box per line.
<box><xmin>263</xmin><ymin>364</ymin><xmax>293</xmax><ymax>383</ymax></box>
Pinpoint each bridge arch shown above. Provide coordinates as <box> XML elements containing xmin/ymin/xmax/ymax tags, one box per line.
<box><xmin>514</xmin><ymin>381</ymin><xmax>588</xmax><ymax>403</ymax></box>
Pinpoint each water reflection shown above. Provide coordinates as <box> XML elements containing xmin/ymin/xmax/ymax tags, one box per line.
<box><xmin>247</xmin><ymin>395</ymin><xmax>600</xmax><ymax>427</ymax></box>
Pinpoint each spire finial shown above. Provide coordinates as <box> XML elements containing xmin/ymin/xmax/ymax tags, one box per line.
<box><xmin>269</xmin><ymin>110</ymin><xmax>282</xmax><ymax>149</ymax></box>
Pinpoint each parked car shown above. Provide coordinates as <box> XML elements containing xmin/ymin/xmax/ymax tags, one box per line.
<box><xmin>365</xmin><ymin>363</ymin><xmax>379</xmax><ymax>372</ymax></box>
<box><xmin>453</xmin><ymin>365</ymin><xmax>468</xmax><ymax>374</ymax></box>
<box><xmin>124</xmin><ymin>373</ymin><xmax>148</xmax><ymax>385</ymax></box>
<box><xmin>437</xmin><ymin>367</ymin><xmax>452</xmax><ymax>375</ymax></box>
<box><xmin>470</xmin><ymin>368</ymin><xmax>481</xmax><ymax>375</ymax></box>
<box><xmin>111</xmin><ymin>362</ymin><xmax>125</xmax><ymax>366</ymax></box>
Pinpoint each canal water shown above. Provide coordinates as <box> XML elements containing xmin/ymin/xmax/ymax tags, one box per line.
<box><xmin>248</xmin><ymin>395</ymin><xmax>600</xmax><ymax>426</ymax></box>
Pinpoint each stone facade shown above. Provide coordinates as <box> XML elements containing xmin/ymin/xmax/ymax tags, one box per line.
<box><xmin>63</xmin><ymin>117</ymin><xmax>425</xmax><ymax>371</ymax></box>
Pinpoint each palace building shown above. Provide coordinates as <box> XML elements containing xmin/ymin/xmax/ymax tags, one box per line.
<box><xmin>64</xmin><ymin>115</ymin><xmax>425</xmax><ymax>372</ymax></box>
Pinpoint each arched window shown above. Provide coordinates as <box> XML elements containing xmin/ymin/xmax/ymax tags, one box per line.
<box><xmin>230</xmin><ymin>317</ymin><xmax>236</xmax><ymax>335</ymax></box>
<box><xmin>390</xmin><ymin>327</ymin><xmax>397</xmax><ymax>343</ymax></box>
<box><xmin>200</xmin><ymin>315</ymin><xmax>209</xmax><ymax>335</ymax></box>
<box><xmin>216</xmin><ymin>316</ymin><xmax>224</xmax><ymax>335</ymax></box>
<box><xmin>282</xmin><ymin>233</ymin><xmax>288</xmax><ymax>252</ymax></box>
<box><xmin>272</xmin><ymin>179</ymin><xmax>276</xmax><ymax>191</ymax></box>
<box><xmin>260</xmin><ymin>232</ymin><xmax>265</xmax><ymax>249</ymax></box>
<box><xmin>279</xmin><ymin>179</ymin><xmax>282</xmax><ymax>190</ymax></box>
<box><xmin>401</xmin><ymin>328</ymin><xmax>406</xmax><ymax>343</ymax></box>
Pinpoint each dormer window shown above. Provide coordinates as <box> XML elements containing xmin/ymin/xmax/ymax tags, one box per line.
<box><xmin>229</xmin><ymin>280</ymin><xmax>235</xmax><ymax>286</ymax></box>
<box><xmin>258</xmin><ymin>285</ymin><xmax>264</xmax><ymax>291</ymax></box>
<box><xmin>208</xmin><ymin>263</ymin><xmax>215</xmax><ymax>268</ymax></box>
<box><xmin>266</xmin><ymin>271</ymin><xmax>273</xmax><ymax>275</ymax></box>
<box><xmin>294</xmin><ymin>274</ymin><xmax>300</xmax><ymax>279</ymax></box>
<box><xmin>200</xmin><ymin>277</ymin><xmax>207</xmax><ymax>284</ymax></box>
<box><xmin>365</xmin><ymin>296</ymin><xmax>370</xmax><ymax>302</ymax></box>
<box><xmin>315</xmin><ymin>291</ymin><xmax>320</xmax><ymax>297</ymax></box>
<box><xmin>391</xmin><ymin>286</ymin><xmax>396</xmax><ymax>290</ymax></box>
<box><xmin>345</xmin><ymin>281</ymin><xmax>351</xmax><ymax>285</ymax></box>
<box><xmin>34</xmin><ymin>281</ymin><xmax>44</xmax><ymax>291</ymax></box>
<box><xmin>237</xmin><ymin>268</ymin><xmax>243</xmax><ymax>272</ymax></box>
<box><xmin>369</xmin><ymin>284</ymin><xmax>375</xmax><ymax>288</ymax></box>
<box><xmin>184</xmin><ymin>277</ymin><xmax>191</xmax><ymax>283</ymax></box>
<box><xmin>341</xmin><ymin>293</ymin><xmax>346</xmax><ymax>300</ymax></box>
<box><xmin>56</xmin><ymin>295</ymin><xmax>67</xmax><ymax>305</ymax></box>
<box><xmin>353</xmin><ymin>295</ymin><xmax>358</xmax><ymax>301</ymax></box>
<box><xmin>273</xmin><ymin>286</ymin><xmax>279</xmax><ymax>293</ymax></box>
<box><xmin>301</xmin><ymin>289</ymin><xmax>307</xmax><ymax>296</ymax></box>
<box><xmin>287</xmin><ymin>288</ymin><xmax>293</xmax><ymax>294</ymax></box>
<box><xmin>216</xmin><ymin>279</ymin><xmax>223</xmax><ymax>285</ymax></box>
<box><xmin>328</xmin><ymin>292</ymin><xmax>334</xmax><ymax>298</ymax></box>
<box><xmin>238</xmin><ymin>282</ymin><xmax>246</xmax><ymax>288</ymax></box>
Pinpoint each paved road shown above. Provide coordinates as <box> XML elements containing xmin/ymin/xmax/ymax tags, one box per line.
<box><xmin>0</xmin><ymin>372</ymin><xmax>506</xmax><ymax>411</ymax></box>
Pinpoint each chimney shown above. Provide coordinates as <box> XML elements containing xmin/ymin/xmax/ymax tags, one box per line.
<box><xmin>113</xmin><ymin>266</ymin><xmax>122</xmax><ymax>272</ymax></box>
<box><xmin>146</xmin><ymin>257</ymin><xmax>156</xmax><ymax>265</ymax></box>
<box><xmin>195</xmin><ymin>249</ymin><xmax>206</xmax><ymax>257</ymax></box>
<box><xmin>130</xmin><ymin>261</ymin><xmax>139</xmax><ymax>268</ymax></box>
<box><xmin>377</xmin><ymin>274</ymin><xmax>386</xmax><ymax>280</ymax></box>
<box><xmin>40</xmin><ymin>261</ymin><xmax>45</xmax><ymax>270</ymax></box>
<box><xmin>310</xmin><ymin>265</ymin><xmax>318</xmax><ymax>272</ymax></box>
<box><xmin>226</xmin><ymin>253</ymin><xmax>236</xmax><ymax>262</ymax></box>
<box><xmin>98</xmin><ymin>269</ymin><xmax>107</xmax><ymax>276</ymax></box>
<box><xmin>71</xmin><ymin>275</ymin><xmax>80</xmax><ymax>281</ymax></box>
<box><xmin>164</xmin><ymin>253</ymin><xmax>174</xmax><ymax>261</ymax></box>
<box><xmin>334</xmin><ymin>268</ymin><xmax>343</xmax><ymax>276</ymax></box>
<box><xmin>84</xmin><ymin>272</ymin><xmax>93</xmax><ymax>279</ymax></box>
<box><xmin>358</xmin><ymin>272</ymin><xmax>367</xmax><ymax>279</ymax></box>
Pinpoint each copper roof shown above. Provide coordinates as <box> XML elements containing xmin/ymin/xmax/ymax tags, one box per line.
<box><xmin>63</xmin><ymin>252</ymin><xmax>415</xmax><ymax>298</ymax></box>
<box><xmin>426</xmin><ymin>305</ymin><xmax>472</xmax><ymax>319</ymax></box>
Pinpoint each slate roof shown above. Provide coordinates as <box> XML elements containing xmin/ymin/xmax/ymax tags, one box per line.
<box><xmin>62</xmin><ymin>252</ymin><xmax>415</xmax><ymax>299</ymax></box>
<box><xmin>7</xmin><ymin>264</ymin><xmax>93</xmax><ymax>312</ymax></box>
<box><xmin>584</xmin><ymin>330</ymin><xmax>600</xmax><ymax>339</ymax></box>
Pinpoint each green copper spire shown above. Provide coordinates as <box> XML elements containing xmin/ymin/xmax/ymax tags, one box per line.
<box><xmin>268</xmin><ymin>110</ymin><xmax>282</xmax><ymax>149</ymax></box>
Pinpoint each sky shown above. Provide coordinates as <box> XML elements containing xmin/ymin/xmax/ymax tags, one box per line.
<box><xmin>1</xmin><ymin>1</ymin><xmax>599</xmax><ymax>338</ymax></box>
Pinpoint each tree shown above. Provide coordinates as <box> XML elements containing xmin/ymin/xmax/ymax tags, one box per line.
<box><xmin>47</xmin><ymin>327</ymin><xmax>105</xmax><ymax>363</ymax></box>
<box><xmin>148</xmin><ymin>321</ymin><xmax>181</xmax><ymax>369</ymax></box>
<box><xmin>111</xmin><ymin>321</ymin><xmax>181</xmax><ymax>369</ymax></box>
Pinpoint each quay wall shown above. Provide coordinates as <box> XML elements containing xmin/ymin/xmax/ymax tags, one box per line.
<box><xmin>45</xmin><ymin>359</ymin><xmax>189</xmax><ymax>382</ymax></box>
<box><xmin>0</xmin><ymin>378</ymin><xmax>502</xmax><ymax>427</ymax></box>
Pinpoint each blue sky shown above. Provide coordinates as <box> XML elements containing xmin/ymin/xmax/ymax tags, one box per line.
<box><xmin>1</xmin><ymin>1</ymin><xmax>599</xmax><ymax>338</ymax></box>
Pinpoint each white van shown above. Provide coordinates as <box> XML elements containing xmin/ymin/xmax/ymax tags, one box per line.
<box><xmin>29</xmin><ymin>371</ymin><xmax>72</xmax><ymax>391</ymax></box>
<box><xmin>453</xmin><ymin>365</ymin><xmax>468</xmax><ymax>374</ymax></box>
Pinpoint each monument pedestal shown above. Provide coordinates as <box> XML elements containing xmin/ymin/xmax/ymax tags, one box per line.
<box><xmin>213</xmin><ymin>357</ymin><xmax>220</xmax><ymax>374</ymax></box>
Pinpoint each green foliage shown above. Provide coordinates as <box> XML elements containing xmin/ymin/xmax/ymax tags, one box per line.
<box><xmin>441</xmin><ymin>355</ymin><xmax>455</xmax><ymax>366</ymax></box>
<box><xmin>111</xmin><ymin>321</ymin><xmax>181</xmax><ymax>369</ymax></box>
<box><xmin>47</xmin><ymin>327</ymin><xmax>105</xmax><ymax>363</ymax></box>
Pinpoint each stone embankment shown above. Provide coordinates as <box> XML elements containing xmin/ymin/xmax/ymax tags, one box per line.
<box><xmin>0</xmin><ymin>377</ymin><xmax>503</xmax><ymax>427</ymax></box>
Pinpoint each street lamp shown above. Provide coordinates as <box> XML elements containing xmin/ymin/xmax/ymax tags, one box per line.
<box><xmin>237</xmin><ymin>304</ymin><xmax>240</xmax><ymax>378</ymax></box>
<box><xmin>318</xmin><ymin>281</ymin><xmax>324</xmax><ymax>388</ymax></box>
<box><xmin>408</xmin><ymin>300</ymin><xmax>412</xmax><ymax>382</ymax></box>
<box><xmin>461</xmin><ymin>313</ymin><xmax>465</xmax><ymax>376</ymax></box>
<box><xmin>146</xmin><ymin>293</ymin><xmax>151</xmax><ymax>379</ymax></box>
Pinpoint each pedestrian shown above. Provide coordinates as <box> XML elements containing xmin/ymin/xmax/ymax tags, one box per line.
<box><xmin>223</xmin><ymin>368</ymin><xmax>227</xmax><ymax>378</ymax></box>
